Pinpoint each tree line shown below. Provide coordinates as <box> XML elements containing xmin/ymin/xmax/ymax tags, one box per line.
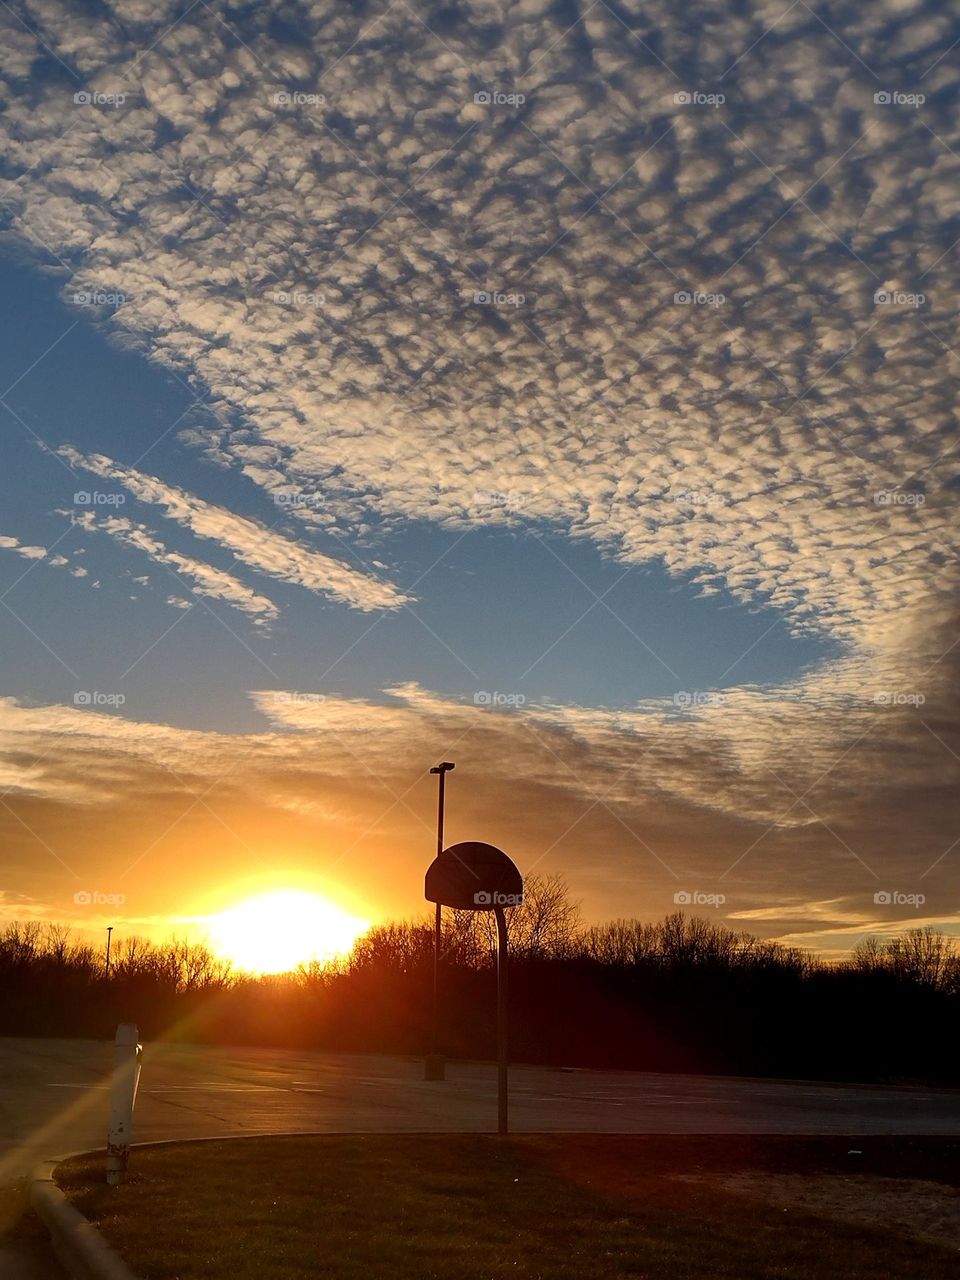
<box><xmin>1</xmin><ymin>877</ymin><xmax>957</xmax><ymax>1084</ymax></box>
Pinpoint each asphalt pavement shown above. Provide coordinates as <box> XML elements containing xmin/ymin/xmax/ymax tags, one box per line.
<box><xmin>2</xmin><ymin>1035</ymin><xmax>960</xmax><ymax>1186</ymax></box>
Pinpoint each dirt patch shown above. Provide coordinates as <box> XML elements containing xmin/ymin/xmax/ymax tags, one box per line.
<box><xmin>676</xmin><ymin>1171</ymin><xmax>960</xmax><ymax>1253</ymax></box>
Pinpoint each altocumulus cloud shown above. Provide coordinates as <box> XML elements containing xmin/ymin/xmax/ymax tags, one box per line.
<box><xmin>72</xmin><ymin>511</ymin><xmax>280</xmax><ymax>623</ymax></box>
<box><xmin>1</xmin><ymin>0</ymin><xmax>956</xmax><ymax>649</ymax></box>
<box><xmin>60</xmin><ymin>449</ymin><xmax>411</xmax><ymax>612</ymax></box>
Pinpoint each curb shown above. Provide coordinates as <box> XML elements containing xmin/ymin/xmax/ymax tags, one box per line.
<box><xmin>28</xmin><ymin>1157</ymin><xmax>140</xmax><ymax>1280</ymax></box>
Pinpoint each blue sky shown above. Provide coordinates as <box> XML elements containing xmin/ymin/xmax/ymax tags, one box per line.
<box><xmin>0</xmin><ymin>259</ymin><xmax>839</xmax><ymax>731</ymax></box>
<box><xmin>0</xmin><ymin>0</ymin><xmax>957</xmax><ymax>954</ymax></box>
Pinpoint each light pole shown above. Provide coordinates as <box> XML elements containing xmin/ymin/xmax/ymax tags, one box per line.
<box><xmin>494</xmin><ymin>904</ymin><xmax>509</xmax><ymax>1135</ymax></box>
<box><xmin>425</xmin><ymin>761</ymin><xmax>454</xmax><ymax>1081</ymax></box>
<box><xmin>105</xmin><ymin>925</ymin><xmax>113</xmax><ymax>978</ymax></box>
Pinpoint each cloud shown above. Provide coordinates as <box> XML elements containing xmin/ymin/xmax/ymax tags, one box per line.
<box><xmin>61</xmin><ymin>450</ymin><xmax>410</xmax><ymax>612</ymax></box>
<box><xmin>729</xmin><ymin>899</ymin><xmax>871</xmax><ymax>927</ymax></box>
<box><xmin>0</xmin><ymin>675</ymin><xmax>954</xmax><ymax>948</ymax></box>
<box><xmin>0</xmin><ymin>1</ymin><xmax>952</xmax><ymax>662</ymax></box>
<box><xmin>0</xmin><ymin>535</ymin><xmax>48</xmax><ymax>561</ymax></box>
<box><xmin>74</xmin><ymin>510</ymin><xmax>279</xmax><ymax>622</ymax></box>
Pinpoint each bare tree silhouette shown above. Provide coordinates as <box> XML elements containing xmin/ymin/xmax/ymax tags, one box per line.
<box><xmin>1</xmin><ymin>892</ymin><xmax>957</xmax><ymax>1083</ymax></box>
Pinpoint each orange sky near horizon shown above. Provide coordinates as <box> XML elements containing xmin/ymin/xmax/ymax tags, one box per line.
<box><xmin>3</xmin><ymin>689</ymin><xmax>957</xmax><ymax>965</ymax></box>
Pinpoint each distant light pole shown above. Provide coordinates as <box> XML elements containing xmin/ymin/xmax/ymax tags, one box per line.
<box><xmin>105</xmin><ymin>926</ymin><xmax>113</xmax><ymax>978</ymax></box>
<box><xmin>425</xmin><ymin>761</ymin><xmax>455</xmax><ymax>1081</ymax></box>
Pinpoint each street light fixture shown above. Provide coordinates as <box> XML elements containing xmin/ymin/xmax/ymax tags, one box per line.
<box><xmin>425</xmin><ymin>761</ymin><xmax>454</xmax><ymax>1081</ymax></box>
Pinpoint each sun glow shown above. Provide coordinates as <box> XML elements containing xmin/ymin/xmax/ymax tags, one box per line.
<box><xmin>207</xmin><ymin>890</ymin><xmax>370</xmax><ymax>974</ymax></box>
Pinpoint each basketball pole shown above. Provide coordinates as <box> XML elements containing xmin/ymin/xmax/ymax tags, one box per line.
<box><xmin>426</xmin><ymin>762</ymin><xmax>454</xmax><ymax>1080</ymax></box>
<box><xmin>423</xmin><ymin>840</ymin><xmax>522</xmax><ymax>1120</ymax></box>
<box><xmin>494</xmin><ymin>903</ymin><xmax>509</xmax><ymax>1135</ymax></box>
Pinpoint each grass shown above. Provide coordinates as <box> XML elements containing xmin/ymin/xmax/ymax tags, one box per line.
<box><xmin>56</xmin><ymin>1135</ymin><xmax>960</xmax><ymax>1280</ymax></box>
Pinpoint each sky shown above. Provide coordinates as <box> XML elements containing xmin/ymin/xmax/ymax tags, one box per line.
<box><xmin>0</xmin><ymin>0</ymin><xmax>958</xmax><ymax>959</ymax></box>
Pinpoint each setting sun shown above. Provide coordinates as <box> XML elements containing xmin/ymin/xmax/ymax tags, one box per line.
<box><xmin>207</xmin><ymin>890</ymin><xmax>370</xmax><ymax>975</ymax></box>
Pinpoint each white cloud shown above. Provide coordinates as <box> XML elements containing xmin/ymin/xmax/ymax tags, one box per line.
<box><xmin>0</xmin><ymin>535</ymin><xmax>48</xmax><ymax>561</ymax></box>
<box><xmin>0</xmin><ymin>3</ymin><xmax>949</xmax><ymax>666</ymax></box>
<box><xmin>61</xmin><ymin>450</ymin><xmax>411</xmax><ymax>613</ymax></box>
<box><xmin>74</xmin><ymin>510</ymin><xmax>279</xmax><ymax>622</ymax></box>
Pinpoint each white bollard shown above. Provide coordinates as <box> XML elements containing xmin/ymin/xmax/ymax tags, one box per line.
<box><xmin>106</xmin><ymin>1023</ymin><xmax>142</xmax><ymax>1186</ymax></box>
